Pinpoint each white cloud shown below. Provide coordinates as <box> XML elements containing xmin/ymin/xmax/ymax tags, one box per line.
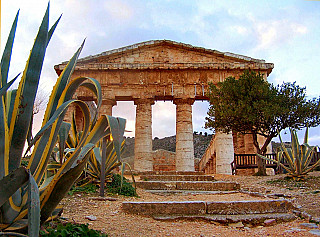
<box><xmin>103</xmin><ymin>1</ymin><xmax>133</xmax><ymax>20</ymax></box>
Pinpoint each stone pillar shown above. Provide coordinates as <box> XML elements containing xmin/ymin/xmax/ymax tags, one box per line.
<box><xmin>174</xmin><ymin>98</ymin><xmax>195</xmax><ymax>171</ymax></box>
<box><xmin>99</xmin><ymin>99</ymin><xmax>117</xmax><ymax>117</ymax></box>
<box><xmin>215</xmin><ymin>131</ymin><xmax>234</xmax><ymax>174</ymax></box>
<box><xmin>134</xmin><ymin>98</ymin><xmax>155</xmax><ymax>171</ymax></box>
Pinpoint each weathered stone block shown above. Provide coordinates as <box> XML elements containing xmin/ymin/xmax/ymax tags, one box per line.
<box><xmin>122</xmin><ymin>201</ymin><xmax>206</xmax><ymax>215</ymax></box>
<box><xmin>207</xmin><ymin>200</ymin><xmax>294</xmax><ymax>215</ymax></box>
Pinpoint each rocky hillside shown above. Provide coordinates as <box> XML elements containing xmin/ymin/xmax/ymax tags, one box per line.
<box><xmin>122</xmin><ymin>134</ymin><xmax>212</xmax><ymax>159</ymax></box>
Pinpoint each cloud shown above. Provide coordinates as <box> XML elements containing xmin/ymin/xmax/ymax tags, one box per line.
<box><xmin>253</xmin><ymin>19</ymin><xmax>309</xmax><ymax>51</ymax></box>
<box><xmin>103</xmin><ymin>1</ymin><xmax>133</xmax><ymax>20</ymax></box>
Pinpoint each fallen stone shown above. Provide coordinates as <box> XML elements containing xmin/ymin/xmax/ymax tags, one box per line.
<box><xmin>85</xmin><ymin>215</ymin><xmax>97</xmax><ymax>221</ymax></box>
<box><xmin>228</xmin><ymin>222</ymin><xmax>244</xmax><ymax>228</ymax></box>
<box><xmin>292</xmin><ymin>210</ymin><xmax>301</xmax><ymax>216</ymax></box>
<box><xmin>300</xmin><ymin>211</ymin><xmax>312</xmax><ymax>221</ymax></box>
<box><xmin>311</xmin><ymin>217</ymin><xmax>320</xmax><ymax>224</ymax></box>
<box><xmin>89</xmin><ymin>197</ymin><xmax>118</xmax><ymax>201</ymax></box>
<box><xmin>309</xmin><ymin>229</ymin><xmax>320</xmax><ymax>236</ymax></box>
<box><xmin>299</xmin><ymin>223</ymin><xmax>319</xmax><ymax>229</ymax></box>
<box><xmin>284</xmin><ymin>227</ymin><xmax>304</xmax><ymax>233</ymax></box>
<box><xmin>264</xmin><ymin>219</ymin><xmax>276</xmax><ymax>226</ymax></box>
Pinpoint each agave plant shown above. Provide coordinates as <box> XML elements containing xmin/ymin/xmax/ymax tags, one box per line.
<box><xmin>258</xmin><ymin>128</ymin><xmax>320</xmax><ymax>180</ymax></box>
<box><xmin>65</xmin><ymin>114</ymin><xmax>136</xmax><ymax>193</ymax></box>
<box><xmin>49</xmin><ymin>113</ymin><xmax>127</xmax><ymax>185</ymax></box>
<box><xmin>0</xmin><ymin>4</ymin><xmax>125</xmax><ymax>235</ymax></box>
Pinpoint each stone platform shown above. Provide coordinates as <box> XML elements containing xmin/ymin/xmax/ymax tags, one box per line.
<box><xmin>122</xmin><ymin>200</ymin><xmax>295</xmax><ymax>224</ymax></box>
<box><xmin>123</xmin><ymin>171</ymin><xmax>296</xmax><ymax>224</ymax></box>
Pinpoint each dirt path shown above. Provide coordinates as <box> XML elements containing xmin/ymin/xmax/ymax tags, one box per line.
<box><xmin>60</xmin><ymin>171</ymin><xmax>320</xmax><ymax>236</ymax></box>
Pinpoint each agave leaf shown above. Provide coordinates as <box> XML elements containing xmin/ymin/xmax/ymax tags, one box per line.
<box><xmin>40</xmin><ymin>143</ymin><xmax>95</xmax><ymax>223</ymax></box>
<box><xmin>0</xmin><ymin>167</ymin><xmax>28</xmax><ymax>207</ymax></box>
<box><xmin>290</xmin><ymin>129</ymin><xmax>301</xmax><ymax>174</ymax></box>
<box><xmin>0</xmin><ymin>75</ymin><xmax>18</xmax><ymax>98</ymax></box>
<box><xmin>46</xmin><ymin>14</ymin><xmax>61</xmax><ymax>47</ymax></box>
<box><xmin>1</xmin><ymin>10</ymin><xmax>19</xmax><ymax>87</ymax></box>
<box><xmin>43</xmin><ymin>41</ymin><xmax>84</xmax><ymax>125</ymax></box>
<box><xmin>79</xmin><ymin>81</ymin><xmax>102</xmax><ymax>126</ymax></box>
<box><xmin>107</xmin><ymin>116</ymin><xmax>126</xmax><ymax>161</ymax></box>
<box><xmin>29</xmin><ymin>100</ymin><xmax>91</xmax><ymax>183</ymax></box>
<box><xmin>6</xmin><ymin>89</ymin><xmax>17</xmax><ymax>129</ymax></box>
<box><xmin>304</xmin><ymin>127</ymin><xmax>309</xmax><ymax>144</ymax></box>
<box><xmin>257</xmin><ymin>153</ymin><xmax>292</xmax><ymax>174</ymax></box>
<box><xmin>278</xmin><ymin>132</ymin><xmax>295</xmax><ymax>170</ymax></box>
<box><xmin>0</xmin><ymin>97</ymin><xmax>9</xmax><ymax>179</ymax></box>
<box><xmin>58</xmin><ymin>122</ymin><xmax>71</xmax><ymax>164</ymax></box>
<box><xmin>303</xmin><ymin>158</ymin><xmax>320</xmax><ymax>174</ymax></box>
<box><xmin>8</xmin><ymin>4</ymin><xmax>50</xmax><ymax>173</ymax></box>
<box><xmin>27</xmin><ymin>172</ymin><xmax>40</xmax><ymax>237</ymax></box>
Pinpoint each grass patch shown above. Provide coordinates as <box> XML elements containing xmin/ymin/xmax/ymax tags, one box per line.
<box><xmin>106</xmin><ymin>173</ymin><xmax>137</xmax><ymax>197</ymax></box>
<box><xmin>40</xmin><ymin>221</ymin><xmax>107</xmax><ymax>237</ymax></box>
<box><xmin>68</xmin><ymin>183</ymin><xmax>98</xmax><ymax>195</ymax></box>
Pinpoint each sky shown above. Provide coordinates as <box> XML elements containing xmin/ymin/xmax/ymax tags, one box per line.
<box><xmin>2</xmin><ymin>0</ymin><xmax>320</xmax><ymax>145</ymax></box>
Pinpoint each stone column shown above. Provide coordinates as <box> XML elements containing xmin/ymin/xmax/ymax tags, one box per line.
<box><xmin>134</xmin><ymin>98</ymin><xmax>155</xmax><ymax>171</ymax></box>
<box><xmin>98</xmin><ymin>99</ymin><xmax>117</xmax><ymax>117</ymax></box>
<box><xmin>174</xmin><ymin>98</ymin><xmax>195</xmax><ymax>171</ymax></box>
<box><xmin>215</xmin><ymin>131</ymin><xmax>234</xmax><ymax>174</ymax></box>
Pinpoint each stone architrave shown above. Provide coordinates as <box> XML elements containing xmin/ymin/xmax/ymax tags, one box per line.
<box><xmin>134</xmin><ymin>98</ymin><xmax>155</xmax><ymax>171</ymax></box>
<box><xmin>215</xmin><ymin>131</ymin><xmax>234</xmax><ymax>174</ymax></box>
<box><xmin>174</xmin><ymin>98</ymin><xmax>195</xmax><ymax>171</ymax></box>
<box><xmin>99</xmin><ymin>99</ymin><xmax>117</xmax><ymax>117</ymax></box>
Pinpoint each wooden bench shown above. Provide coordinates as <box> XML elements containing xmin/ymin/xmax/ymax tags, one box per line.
<box><xmin>231</xmin><ymin>152</ymin><xmax>320</xmax><ymax>175</ymax></box>
<box><xmin>231</xmin><ymin>154</ymin><xmax>277</xmax><ymax>175</ymax></box>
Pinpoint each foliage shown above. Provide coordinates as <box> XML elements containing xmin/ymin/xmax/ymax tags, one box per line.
<box><xmin>40</xmin><ymin>222</ymin><xmax>107</xmax><ymax>237</ymax></box>
<box><xmin>63</xmin><ymin>114</ymin><xmax>126</xmax><ymax>184</ymax></box>
<box><xmin>67</xmin><ymin>183</ymin><xmax>98</xmax><ymax>195</ymax></box>
<box><xmin>106</xmin><ymin>174</ymin><xmax>137</xmax><ymax>197</ymax></box>
<box><xmin>205</xmin><ymin>70</ymin><xmax>320</xmax><ymax>175</ymax></box>
<box><xmin>0</xmin><ymin>4</ymin><xmax>124</xmax><ymax>235</ymax></box>
<box><xmin>258</xmin><ymin>128</ymin><xmax>320</xmax><ymax>180</ymax></box>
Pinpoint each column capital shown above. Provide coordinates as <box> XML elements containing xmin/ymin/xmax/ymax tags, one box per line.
<box><xmin>101</xmin><ymin>99</ymin><xmax>117</xmax><ymax>106</ymax></box>
<box><xmin>173</xmin><ymin>98</ymin><xmax>195</xmax><ymax>105</ymax></box>
<box><xmin>134</xmin><ymin>98</ymin><xmax>155</xmax><ymax>106</ymax></box>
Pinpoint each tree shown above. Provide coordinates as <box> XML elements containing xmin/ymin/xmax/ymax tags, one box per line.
<box><xmin>205</xmin><ymin>70</ymin><xmax>320</xmax><ymax>175</ymax></box>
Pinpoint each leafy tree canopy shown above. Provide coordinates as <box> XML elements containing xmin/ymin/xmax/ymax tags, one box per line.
<box><xmin>205</xmin><ymin>70</ymin><xmax>320</xmax><ymax>175</ymax></box>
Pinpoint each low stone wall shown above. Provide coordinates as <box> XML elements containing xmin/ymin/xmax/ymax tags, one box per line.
<box><xmin>236</xmin><ymin>168</ymin><xmax>275</xmax><ymax>176</ymax></box>
<box><xmin>122</xmin><ymin>149</ymin><xmax>200</xmax><ymax>172</ymax></box>
<box><xmin>153</xmin><ymin>149</ymin><xmax>176</xmax><ymax>171</ymax></box>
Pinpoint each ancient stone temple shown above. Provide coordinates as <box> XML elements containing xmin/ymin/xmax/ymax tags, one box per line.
<box><xmin>54</xmin><ymin>40</ymin><xmax>273</xmax><ymax>174</ymax></box>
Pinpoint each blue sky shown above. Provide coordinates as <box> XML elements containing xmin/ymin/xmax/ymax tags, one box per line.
<box><xmin>2</xmin><ymin>0</ymin><xmax>320</xmax><ymax>145</ymax></box>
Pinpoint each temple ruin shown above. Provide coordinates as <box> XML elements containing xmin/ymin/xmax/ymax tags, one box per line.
<box><xmin>54</xmin><ymin>40</ymin><xmax>273</xmax><ymax>174</ymax></box>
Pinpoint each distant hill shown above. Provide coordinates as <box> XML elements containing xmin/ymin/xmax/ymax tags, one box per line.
<box><xmin>122</xmin><ymin>134</ymin><xmax>212</xmax><ymax>159</ymax></box>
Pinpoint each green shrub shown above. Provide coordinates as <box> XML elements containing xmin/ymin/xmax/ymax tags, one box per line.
<box><xmin>40</xmin><ymin>222</ymin><xmax>107</xmax><ymax>237</ymax></box>
<box><xmin>106</xmin><ymin>174</ymin><xmax>137</xmax><ymax>197</ymax></box>
<box><xmin>68</xmin><ymin>183</ymin><xmax>98</xmax><ymax>195</ymax></box>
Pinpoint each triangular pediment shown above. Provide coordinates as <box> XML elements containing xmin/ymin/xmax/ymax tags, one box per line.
<box><xmin>54</xmin><ymin>40</ymin><xmax>273</xmax><ymax>75</ymax></box>
<box><xmin>76</xmin><ymin>40</ymin><xmax>265</xmax><ymax>65</ymax></box>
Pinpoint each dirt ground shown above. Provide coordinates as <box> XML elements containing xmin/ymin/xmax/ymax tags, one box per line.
<box><xmin>60</xmin><ymin>171</ymin><xmax>320</xmax><ymax>237</ymax></box>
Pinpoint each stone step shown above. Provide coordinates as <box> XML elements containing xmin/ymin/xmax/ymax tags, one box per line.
<box><xmin>140</xmin><ymin>174</ymin><xmax>214</xmax><ymax>181</ymax></box>
<box><xmin>145</xmin><ymin>190</ymin><xmax>239</xmax><ymax>195</ymax></box>
<box><xmin>122</xmin><ymin>200</ymin><xmax>294</xmax><ymax>216</ymax></box>
<box><xmin>153</xmin><ymin>213</ymin><xmax>296</xmax><ymax>224</ymax></box>
<box><xmin>138</xmin><ymin>171</ymin><xmax>205</xmax><ymax>176</ymax></box>
<box><xmin>135</xmin><ymin>181</ymin><xmax>240</xmax><ymax>191</ymax></box>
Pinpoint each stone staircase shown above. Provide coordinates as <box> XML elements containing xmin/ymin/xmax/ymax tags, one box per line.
<box><xmin>122</xmin><ymin>171</ymin><xmax>296</xmax><ymax>225</ymax></box>
<box><xmin>136</xmin><ymin>171</ymin><xmax>239</xmax><ymax>194</ymax></box>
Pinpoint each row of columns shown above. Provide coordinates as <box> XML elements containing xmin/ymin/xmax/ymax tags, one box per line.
<box><xmin>101</xmin><ymin>98</ymin><xmax>196</xmax><ymax>172</ymax></box>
